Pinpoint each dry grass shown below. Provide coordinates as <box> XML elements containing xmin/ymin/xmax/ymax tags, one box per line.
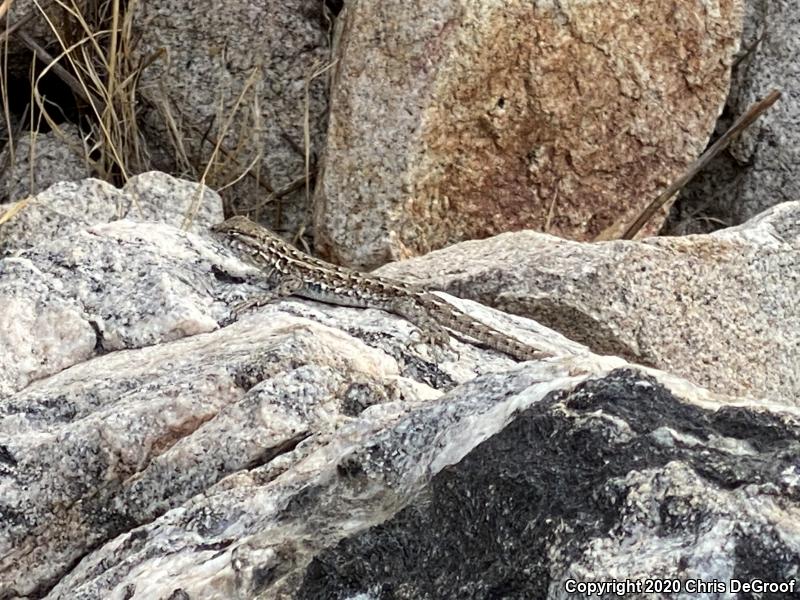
<box><xmin>0</xmin><ymin>0</ymin><xmax>297</xmax><ymax>228</ymax></box>
<box><xmin>0</xmin><ymin>0</ymin><xmax>148</xmax><ymax>208</ymax></box>
<box><xmin>181</xmin><ymin>65</ymin><xmax>262</xmax><ymax>230</ymax></box>
<box><xmin>31</xmin><ymin>0</ymin><xmax>148</xmax><ymax>180</ymax></box>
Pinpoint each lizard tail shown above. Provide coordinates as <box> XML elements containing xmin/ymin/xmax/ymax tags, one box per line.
<box><xmin>418</xmin><ymin>293</ymin><xmax>547</xmax><ymax>361</ymax></box>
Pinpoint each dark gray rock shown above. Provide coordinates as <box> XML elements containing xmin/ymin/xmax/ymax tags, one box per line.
<box><xmin>298</xmin><ymin>370</ymin><xmax>800</xmax><ymax>600</ymax></box>
<box><xmin>27</xmin><ymin>365</ymin><xmax>800</xmax><ymax>599</ymax></box>
<box><xmin>667</xmin><ymin>0</ymin><xmax>800</xmax><ymax>234</ymax></box>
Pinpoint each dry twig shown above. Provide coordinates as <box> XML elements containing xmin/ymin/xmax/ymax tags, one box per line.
<box><xmin>618</xmin><ymin>89</ymin><xmax>781</xmax><ymax>240</ymax></box>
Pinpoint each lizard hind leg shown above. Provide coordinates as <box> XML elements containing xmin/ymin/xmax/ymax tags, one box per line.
<box><xmin>411</xmin><ymin>318</ymin><xmax>451</xmax><ymax>348</ymax></box>
<box><xmin>390</xmin><ymin>298</ymin><xmax>452</xmax><ymax>355</ymax></box>
<box><xmin>409</xmin><ymin>321</ymin><xmax>451</xmax><ymax>362</ymax></box>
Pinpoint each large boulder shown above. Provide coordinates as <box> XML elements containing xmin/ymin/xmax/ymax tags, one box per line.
<box><xmin>379</xmin><ymin>201</ymin><xmax>800</xmax><ymax>405</ymax></box>
<box><xmin>2</xmin><ymin>204</ymin><xmax>799</xmax><ymax>598</ymax></box>
<box><xmin>316</xmin><ymin>0</ymin><xmax>743</xmax><ymax>268</ymax></box>
<box><xmin>130</xmin><ymin>0</ymin><xmax>331</xmax><ymax>234</ymax></box>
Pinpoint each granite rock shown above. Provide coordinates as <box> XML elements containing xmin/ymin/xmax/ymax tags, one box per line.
<box><xmin>378</xmin><ymin>201</ymin><xmax>800</xmax><ymax>405</ymax></box>
<box><xmin>130</xmin><ymin>0</ymin><xmax>331</xmax><ymax>234</ymax></box>
<box><xmin>316</xmin><ymin>0</ymin><xmax>743</xmax><ymax>268</ymax></box>
<box><xmin>0</xmin><ymin>124</ymin><xmax>91</xmax><ymax>203</ymax></box>
<box><xmin>8</xmin><ymin>357</ymin><xmax>800</xmax><ymax>598</ymax></box>
<box><xmin>298</xmin><ymin>370</ymin><xmax>800</xmax><ymax>599</ymax></box>
<box><xmin>0</xmin><ymin>171</ymin><xmax>223</xmax><ymax>255</ymax></box>
<box><xmin>3</xmin><ymin>215</ymin><xmax>800</xmax><ymax>598</ymax></box>
<box><xmin>0</xmin><ymin>216</ymin><xmax>587</xmax><ymax>597</ymax></box>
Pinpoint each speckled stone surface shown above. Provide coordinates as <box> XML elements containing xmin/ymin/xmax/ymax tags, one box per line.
<box><xmin>0</xmin><ymin>221</ymin><xmax>222</xmax><ymax>396</ymax></box>
<box><xmin>2</xmin><ymin>217</ymin><xmax>799</xmax><ymax>598</ymax></box>
<box><xmin>0</xmin><ymin>215</ymin><xmax>580</xmax><ymax>398</ymax></box>
<box><xmin>378</xmin><ymin>201</ymin><xmax>800</xmax><ymax>405</ymax></box>
<box><xmin>0</xmin><ymin>124</ymin><xmax>91</xmax><ymax>203</ymax></box>
<box><xmin>0</xmin><ymin>171</ymin><xmax>223</xmax><ymax>255</ymax></box>
<box><xmin>130</xmin><ymin>0</ymin><xmax>331</xmax><ymax>235</ymax></box>
<box><xmin>316</xmin><ymin>0</ymin><xmax>742</xmax><ymax>269</ymax></box>
<box><xmin>0</xmin><ymin>216</ymin><xmax>595</xmax><ymax>596</ymax></box>
<box><xmin>3</xmin><ymin>1</ymin><xmax>330</xmax><ymax>234</ymax></box>
<box><xmin>8</xmin><ymin>361</ymin><xmax>800</xmax><ymax>598</ymax></box>
<box><xmin>298</xmin><ymin>370</ymin><xmax>800</xmax><ymax>599</ymax></box>
<box><xmin>667</xmin><ymin>0</ymin><xmax>800</xmax><ymax>235</ymax></box>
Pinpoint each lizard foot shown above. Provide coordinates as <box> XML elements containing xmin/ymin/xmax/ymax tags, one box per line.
<box><xmin>409</xmin><ymin>322</ymin><xmax>451</xmax><ymax>360</ymax></box>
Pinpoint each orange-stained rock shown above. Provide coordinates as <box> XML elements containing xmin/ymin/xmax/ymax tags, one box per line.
<box><xmin>316</xmin><ymin>0</ymin><xmax>743</xmax><ymax>269</ymax></box>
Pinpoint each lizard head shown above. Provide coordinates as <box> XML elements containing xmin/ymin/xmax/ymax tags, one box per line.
<box><xmin>212</xmin><ymin>216</ymin><xmax>282</xmax><ymax>245</ymax></box>
<box><xmin>212</xmin><ymin>215</ymin><xmax>265</xmax><ymax>237</ymax></box>
<box><xmin>212</xmin><ymin>216</ymin><xmax>296</xmax><ymax>261</ymax></box>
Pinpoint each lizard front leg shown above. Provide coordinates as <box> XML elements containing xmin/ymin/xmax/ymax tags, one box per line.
<box><xmin>231</xmin><ymin>276</ymin><xmax>304</xmax><ymax>317</ymax></box>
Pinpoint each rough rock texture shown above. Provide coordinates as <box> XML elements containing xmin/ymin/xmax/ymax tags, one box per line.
<box><xmin>666</xmin><ymin>0</ymin><xmax>800</xmax><ymax>235</ymax></box>
<box><xmin>0</xmin><ymin>216</ymin><xmax>586</xmax><ymax>596</ymax></box>
<box><xmin>0</xmin><ymin>171</ymin><xmax>223</xmax><ymax>255</ymax></box>
<box><xmin>299</xmin><ymin>371</ymin><xmax>800</xmax><ymax>599</ymax></box>
<box><xmin>3</xmin><ymin>214</ymin><xmax>800</xmax><ymax>598</ymax></box>
<box><xmin>0</xmin><ymin>124</ymin><xmax>91</xmax><ymax>203</ymax></box>
<box><xmin>6</xmin><ymin>337</ymin><xmax>800</xmax><ymax>598</ymax></box>
<box><xmin>0</xmin><ymin>215</ymin><xmax>576</xmax><ymax>397</ymax></box>
<box><xmin>378</xmin><ymin>201</ymin><xmax>800</xmax><ymax>406</ymax></box>
<box><xmin>0</xmin><ymin>220</ymin><xmax>221</xmax><ymax>396</ymax></box>
<box><xmin>131</xmin><ymin>0</ymin><xmax>331</xmax><ymax>234</ymax></box>
<box><xmin>3</xmin><ymin>2</ymin><xmax>330</xmax><ymax>235</ymax></box>
<box><xmin>316</xmin><ymin>0</ymin><xmax>743</xmax><ymax>269</ymax></box>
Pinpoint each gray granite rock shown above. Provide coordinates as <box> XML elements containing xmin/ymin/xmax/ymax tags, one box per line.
<box><xmin>0</xmin><ymin>124</ymin><xmax>91</xmax><ymax>203</ymax></box>
<box><xmin>0</xmin><ymin>220</ymin><xmax>220</xmax><ymax>396</ymax></box>
<box><xmin>3</xmin><ymin>216</ymin><xmax>799</xmax><ymax>598</ymax></box>
<box><xmin>131</xmin><ymin>0</ymin><xmax>331</xmax><ymax>235</ymax></box>
<box><xmin>0</xmin><ymin>217</ymin><xmax>588</xmax><ymax>596</ymax></box>
<box><xmin>10</xmin><ymin>360</ymin><xmax>800</xmax><ymax>599</ymax></box>
<box><xmin>0</xmin><ymin>171</ymin><xmax>223</xmax><ymax>255</ymax></box>
<box><xmin>0</xmin><ymin>215</ymin><xmax>579</xmax><ymax>397</ymax></box>
<box><xmin>667</xmin><ymin>0</ymin><xmax>800</xmax><ymax>234</ymax></box>
<box><xmin>378</xmin><ymin>201</ymin><xmax>800</xmax><ymax>406</ymax></box>
<box><xmin>121</xmin><ymin>171</ymin><xmax>225</xmax><ymax>230</ymax></box>
<box><xmin>3</xmin><ymin>0</ymin><xmax>330</xmax><ymax>236</ymax></box>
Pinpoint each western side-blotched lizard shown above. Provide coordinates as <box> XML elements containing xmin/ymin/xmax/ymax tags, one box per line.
<box><xmin>212</xmin><ymin>216</ymin><xmax>548</xmax><ymax>361</ymax></box>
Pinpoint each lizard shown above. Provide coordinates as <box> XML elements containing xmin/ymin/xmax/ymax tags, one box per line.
<box><xmin>211</xmin><ymin>216</ymin><xmax>549</xmax><ymax>362</ymax></box>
